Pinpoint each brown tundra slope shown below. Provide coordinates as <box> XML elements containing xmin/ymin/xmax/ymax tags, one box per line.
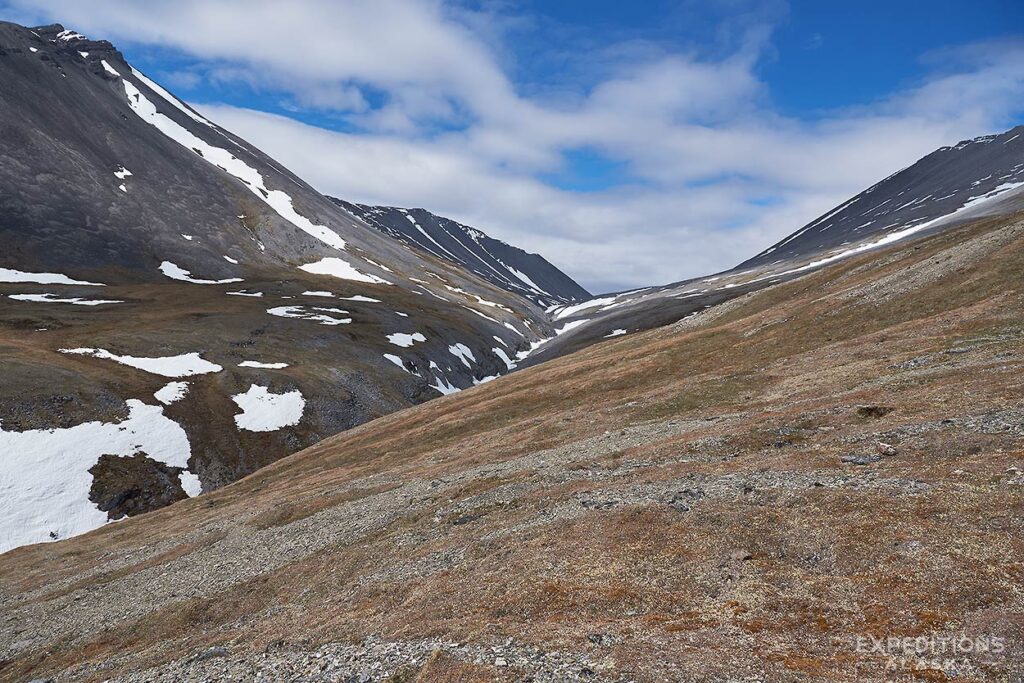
<box><xmin>2</xmin><ymin>211</ymin><xmax>1024</xmax><ymax>682</ymax></box>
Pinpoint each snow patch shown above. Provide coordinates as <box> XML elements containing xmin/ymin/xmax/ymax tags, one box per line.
<box><xmin>267</xmin><ymin>305</ymin><xmax>351</xmax><ymax>326</ymax></box>
<box><xmin>239</xmin><ymin>361</ymin><xmax>289</xmax><ymax>369</ymax></box>
<box><xmin>551</xmin><ymin>297</ymin><xmax>616</xmax><ymax>321</ymax></box>
<box><xmin>492</xmin><ymin>347</ymin><xmax>516</xmax><ymax>369</ymax></box>
<box><xmin>0</xmin><ymin>399</ymin><xmax>196</xmax><ymax>553</ymax></box>
<box><xmin>0</xmin><ymin>267</ymin><xmax>104</xmax><ymax>286</ymax></box>
<box><xmin>231</xmin><ymin>385</ymin><xmax>305</xmax><ymax>432</ymax></box>
<box><xmin>60</xmin><ymin>348</ymin><xmax>223</xmax><ymax>377</ymax></box>
<box><xmin>448</xmin><ymin>343</ymin><xmax>476</xmax><ymax>368</ymax></box>
<box><xmin>159</xmin><ymin>261</ymin><xmax>242</xmax><ymax>285</ymax></box>
<box><xmin>154</xmin><ymin>381</ymin><xmax>188</xmax><ymax>405</ymax></box>
<box><xmin>299</xmin><ymin>257</ymin><xmax>390</xmax><ymax>284</ymax></box>
<box><xmin>9</xmin><ymin>294</ymin><xmax>122</xmax><ymax>306</ymax></box>
<box><xmin>387</xmin><ymin>332</ymin><xmax>426</xmax><ymax>348</ymax></box>
<box><xmin>383</xmin><ymin>354</ymin><xmax>410</xmax><ymax>372</ymax></box>
<box><xmin>556</xmin><ymin>319</ymin><xmax>590</xmax><ymax>335</ymax></box>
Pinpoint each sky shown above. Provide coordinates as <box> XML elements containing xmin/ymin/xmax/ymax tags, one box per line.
<box><xmin>2</xmin><ymin>1</ymin><xmax>1023</xmax><ymax>293</ymax></box>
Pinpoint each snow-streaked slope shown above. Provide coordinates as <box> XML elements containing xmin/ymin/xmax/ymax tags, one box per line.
<box><xmin>741</xmin><ymin>126</ymin><xmax>1024</xmax><ymax>269</ymax></box>
<box><xmin>334</xmin><ymin>200</ymin><xmax>590</xmax><ymax>308</ymax></box>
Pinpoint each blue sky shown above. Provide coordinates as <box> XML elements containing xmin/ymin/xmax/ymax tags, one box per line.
<box><xmin>2</xmin><ymin>0</ymin><xmax>1023</xmax><ymax>292</ymax></box>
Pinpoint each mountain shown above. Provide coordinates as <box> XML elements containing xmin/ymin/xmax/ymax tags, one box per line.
<box><xmin>740</xmin><ymin>126</ymin><xmax>1024</xmax><ymax>269</ymax></box>
<box><xmin>519</xmin><ymin>125</ymin><xmax>1024</xmax><ymax>365</ymax></box>
<box><xmin>333</xmin><ymin>200</ymin><xmax>591</xmax><ymax>308</ymax></box>
<box><xmin>4</xmin><ymin>201</ymin><xmax>1022</xmax><ymax>681</ymax></box>
<box><xmin>0</xmin><ymin>21</ymin><xmax>572</xmax><ymax>552</ymax></box>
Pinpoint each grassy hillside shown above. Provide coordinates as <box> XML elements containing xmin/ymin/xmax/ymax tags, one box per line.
<box><xmin>3</xmin><ymin>212</ymin><xmax>1024</xmax><ymax>682</ymax></box>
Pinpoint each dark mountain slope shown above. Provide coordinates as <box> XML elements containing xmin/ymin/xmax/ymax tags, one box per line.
<box><xmin>334</xmin><ymin>200</ymin><xmax>591</xmax><ymax>307</ymax></box>
<box><xmin>0</xmin><ymin>21</ymin><xmax>558</xmax><ymax>552</ymax></box>
<box><xmin>740</xmin><ymin>125</ymin><xmax>1024</xmax><ymax>269</ymax></box>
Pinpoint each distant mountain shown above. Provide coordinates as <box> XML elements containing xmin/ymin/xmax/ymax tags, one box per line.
<box><xmin>519</xmin><ymin>124</ymin><xmax>1024</xmax><ymax>365</ymax></box>
<box><xmin>0</xmin><ymin>20</ymin><xmax>558</xmax><ymax>551</ymax></box>
<box><xmin>740</xmin><ymin>126</ymin><xmax>1024</xmax><ymax>269</ymax></box>
<box><xmin>333</xmin><ymin>200</ymin><xmax>591</xmax><ymax>308</ymax></box>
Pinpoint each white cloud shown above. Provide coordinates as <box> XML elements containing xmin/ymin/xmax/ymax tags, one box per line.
<box><xmin>5</xmin><ymin>0</ymin><xmax>1024</xmax><ymax>292</ymax></box>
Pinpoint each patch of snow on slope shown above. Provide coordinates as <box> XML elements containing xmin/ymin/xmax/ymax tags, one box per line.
<box><xmin>752</xmin><ymin>181</ymin><xmax>1024</xmax><ymax>285</ymax></box>
<box><xmin>302</xmin><ymin>290</ymin><xmax>334</xmax><ymax>297</ymax></box>
<box><xmin>556</xmin><ymin>319</ymin><xmax>590</xmax><ymax>335</ymax></box>
<box><xmin>114</xmin><ymin>166</ymin><xmax>132</xmax><ymax>180</ymax></box>
<box><xmin>9</xmin><ymin>294</ymin><xmax>122</xmax><ymax>306</ymax></box>
<box><xmin>231</xmin><ymin>385</ymin><xmax>305</xmax><ymax>432</ymax></box>
<box><xmin>299</xmin><ymin>258</ymin><xmax>390</xmax><ymax>285</ymax></box>
<box><xmin>506</xmin><ymin>265</ymin><xmax>549</xmax><ymax>296</ymax></box>
<box><xmin>428</xmin><ymin>361</ymin><xmax>460</xmax><ymax>395</ymax></box>
<box><xmin>448</xmin><ymin>343</ymin><xmax>476</xmax><ymax>368</ymax></box>
<box><xmin>159</xmin><ymin>261</ymin><xmax>242</xmax><ymax>285</ymax></box>
<box><xmin>123</xmin><ymin>78</ymin><xmax>348</xmax><ymax>251</ymax></box>
<box><xmin>551</xmin><ymin>297</ymin><xmax>616</xmax><ymax>321</ymax></box>
<box><xmin>129</xmin><ymin>67</ymin><xmax>216</xmax><ymax>128</ymax></box>
<box><xmin>383</xmin><ymin>353</ymin><xmax>406</xmax><ymax>368</ymax></box>
<box><xmin>492</xmin><ymin>347</ymin><xmax>516</xmax><ymax>369</ymax></box>
<box><xmin>387</xmin><ymin>332</ymin><xmax>426</xmax><ymax>348</ymax></box>
<box><xmin>227</xmin><ymin>290</ymin><xmax>263</xmax><ymax>297</ymax></box>
<box><xmin>60</xmin><ymin>348</ymin><xmax>223</xmax><ymax>377</ymax></box>
<box><xmin>239</xmin><ymin>361</ymin><xmax>289</xmax><ymax>369</ymax></box>
<box><xmin>341</xmin><ymin>295</ymin><xmax>382</xmax><ymax>303</ymax></box>
<box><xmin>0</xmin><ymin>267</ymin><xmax>104</xmax><ymax>286</ymax></box>
<box><xmin>0</xmin><ymin>400</ymin><xmax>196</xmax><ymax>553</ymax></box>
<box><xmin>154</xmin><ymin>381</ymin><xmax>188</xmax><ymax>405</ymax></box>
<box><xmin>267</xmin><ymin>305</ymin><xmax>351</xmax><ymax>325</ymax></box>
<box><xmin>101</xmin><ymin>60</ymin><xmax>120</xmax><ymax>77</ymax></box>
<box><xmin>605</xmin><ymin>329</ymin><xmax>627</xmax><ymax>338</ymax></box>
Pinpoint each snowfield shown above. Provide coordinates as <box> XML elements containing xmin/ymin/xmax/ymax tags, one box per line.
<box><xmin>0</xmin><ymin>400</ymin><xmax>199</xmax><ymax>553</ymax></box>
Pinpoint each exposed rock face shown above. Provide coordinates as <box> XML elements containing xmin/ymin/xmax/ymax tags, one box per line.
<box><xmin>88</xmin><ymin>453</ymin><xmax>188</xmax><ymax>520</ymax></box>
